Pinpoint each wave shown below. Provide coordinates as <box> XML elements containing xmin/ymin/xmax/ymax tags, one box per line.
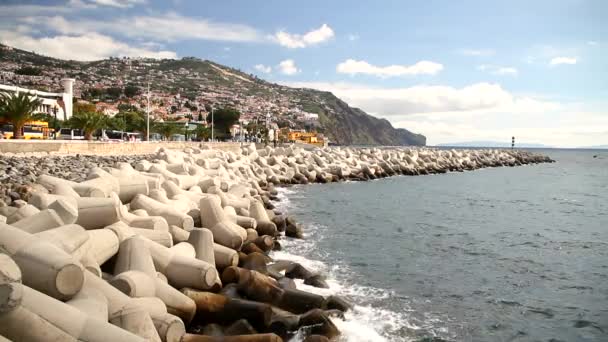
<box><xmin>271</xmin><ymin>216</ymin><xmax>422</xmax><ymax>342</ymax></box>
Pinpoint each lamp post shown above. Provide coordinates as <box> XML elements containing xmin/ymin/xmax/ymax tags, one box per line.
<box><xmin>211</xmin><ymin>106</ymin><xmax>214</xmax><ymax>142</ymax></box>
<box><xmin>146</xmin><ymin>83</ymin><xmax>150</xmax><ymax>142</ymax></box>
<box><xmin>52</xmin><ymin>106</ymin><xmax>58</xmax><ymax>140</ymax></box>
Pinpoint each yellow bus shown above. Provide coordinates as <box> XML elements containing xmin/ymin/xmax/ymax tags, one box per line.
<box><xmin>0</xmin><ymin>121</ymin><xmax>53</xmax><ymax>139</ymax></box>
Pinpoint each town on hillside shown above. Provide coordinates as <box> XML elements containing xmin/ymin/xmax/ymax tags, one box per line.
<box><xmin>0</xmin><ymin>45</ymin><xmax>327</xmax><ymax>146</ymax></box>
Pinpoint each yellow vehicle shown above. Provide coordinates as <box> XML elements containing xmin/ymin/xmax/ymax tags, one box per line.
<box><xmin>0</xmin><ymin>121</ymin><xmax>53</xmax><ymax>139</ymax></box>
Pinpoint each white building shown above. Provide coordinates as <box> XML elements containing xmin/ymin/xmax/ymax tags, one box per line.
<box><xmin>0</xmin><ymin>78</ymin><xmax>75</xmax><ymax>121</ymax></box>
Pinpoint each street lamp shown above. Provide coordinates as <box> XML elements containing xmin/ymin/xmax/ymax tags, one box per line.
<box><xmin>146</xmin><ymin>83</ymin><xmax>150</xmax><ymax>142</ymax></box>
<box><xmin>52</xmin><ymin>106</ymin><xmax>58</xmax><ymax>140</ymax></box>
<box><xmin>211</xmin><ymin>106</ymin><xmax>214</xmax><ymax>142</ymax></box>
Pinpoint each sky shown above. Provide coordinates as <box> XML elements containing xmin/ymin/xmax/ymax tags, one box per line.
<box><xmin>0</xmin><ymin>0</ymin><xmax>607</xmax><ymax>147</ymax></box>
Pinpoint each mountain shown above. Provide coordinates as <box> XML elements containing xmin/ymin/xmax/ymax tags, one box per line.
<box><xmin>0</xmin><ymin>44</ymin><xmax>425</xmax><ymax>146</ymax></box>
<box><xmin>437</xmin><ymin>141</ymin><xmax>551</xmax><ymax>148</ymax></box>
<box><xmin>578</xmin><ymin>145</ymin><xmax>608</xmax><ymax>149</ymax></box>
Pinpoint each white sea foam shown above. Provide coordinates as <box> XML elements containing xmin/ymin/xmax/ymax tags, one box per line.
<box><xmin>273</xmin><ymin>187</ymin><xmax>427</xmax><ymax>341</ymax></box>
<box><xmin>272</xmin><ymin>247</ymin><xmax>418</xmax><ymax>342</ymax></box>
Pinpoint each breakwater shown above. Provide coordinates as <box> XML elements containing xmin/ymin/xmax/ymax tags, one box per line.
<box><xmin>0</xmin><ymin>145</ymin><xmax>553</xmax><ymax>342</ymax></box>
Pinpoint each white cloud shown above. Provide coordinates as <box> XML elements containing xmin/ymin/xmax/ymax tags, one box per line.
<box><xmin>550</xmin><ymin>57</ymin><xmax>577</xmax><ymax>66</ymax></box>
<box><xmin>477</xmin><ymin>65</ymin><xmax>518</xmax><ymax>76</ymax></box>
<box><xmin>336</xmin><ymin>59</ymin><xmax>443</xmax><ymax>77</ymax></box>
<box><xmin>23</xmin><ymin>13</ymin><xmax>263</xmax><ymax>43</ymax></box>
<box><xmin>86</xmin><ymin>0</ymin><xmax>147</xmax><ymax>8</ymax></box>
<box><xmin>278</xmin><ymin>59</ymin><xmax>300</xmax><ymax>75</ymax></box>
<box><xmin>459</xmin><ymin>49</ymin><xmax>495</xmax><ymax>57</ymax></box>
<box><xmin>347</xmin><ymin>34</ymin><xmax>359</xmax><ymax>41</ymax></box>
<box><xmin>281</xmin><ymin>81</ymin><xmax>558</xmax><ymax>116</ymax></box>
<box><xmin>112</xmin><ymin>13</ymin><xmax>263</xmax><ymax>43</ymax></box>
<box><xmin>277</xmin><ymin>81</ymin><xmax>605</xmax><ymax>147</ymax></box>
<box><xmin>587</xmin><ymin>41</ymin><xmax>598</xmax><ymax>46</ymax></box>
<box><xmin>0</xmin><ymin>3</ymin><xmax>75</xmax><ymax>17</ymax></box>
<box><xmin>495</xmin><ymin>67</ymin><xmax>518</xmax><ymax>75</ymax></box>
<box><xmin>254</xmin><ymin>64</ymin><xmax>272</xmax><ymax>74</ymax></box>
<box><xmin>0</xmin><ymin>31</ymin><xmax>176</xmax><ymax>61</ymax></box>
<box><xmin>273</xmin><ymin>24</ymin><xmax>334</xmax><ymax>48</ymax></box>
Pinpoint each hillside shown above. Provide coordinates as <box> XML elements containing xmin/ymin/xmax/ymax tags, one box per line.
<box><xmin>0</xmin><ymin>45</ymin><xmax>425</xmax><ymax>146</ymax></box>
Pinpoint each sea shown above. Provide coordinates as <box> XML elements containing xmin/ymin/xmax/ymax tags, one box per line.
<box><xmin>270</xmin><ymin>149</ymin><xmax>608</xmax><ymax>342</ymax></box>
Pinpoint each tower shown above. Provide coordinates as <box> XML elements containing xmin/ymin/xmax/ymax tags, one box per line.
<box><xmin>60</xmin><ymin>78</ymin><xmax>75</xmax><ymax>121</ymax></box>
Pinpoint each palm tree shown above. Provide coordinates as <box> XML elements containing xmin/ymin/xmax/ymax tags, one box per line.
<box><xmin>154</xmin><ymin>122</ymin><xmax>180</xmax><ymax>141</ymax></box>
<box><xmin>136</xmin><ymin>114</ymin><xmax>156</xmax><ymax>141</ymax></box>
<box><xmin>69</xmin><ymin>111</ymin><xmax>107</xmax><ymax>140</ymax></box>
<box><xmin>195</xmin><ymin>125</ymin><xmax>211</xmax><ymax>141</ymax></box>
<box><xmin>0</xmin><ymin>92</ymin><xmax>43</xmax><ymax>139</ymax></box>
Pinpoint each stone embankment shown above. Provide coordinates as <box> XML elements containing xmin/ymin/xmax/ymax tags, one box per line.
<box><xmin>0</xmin><ymin>145</ymin><xmax>553</xmax><ymax>342</ymax></box>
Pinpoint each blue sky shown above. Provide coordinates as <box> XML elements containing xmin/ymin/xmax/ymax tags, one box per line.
<box><xmin>1</xmin><ymin>0</ymin><xmax>607</xmax><ymax>147</ymax></box>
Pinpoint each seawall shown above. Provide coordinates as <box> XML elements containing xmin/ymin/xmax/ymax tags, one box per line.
<box><xmin>0</xmin><ymin>140</ymin><xmax>241</xmax><ymax>155</ymax></box>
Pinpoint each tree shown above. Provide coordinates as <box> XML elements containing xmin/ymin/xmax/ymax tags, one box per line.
<box><xmin>73</xmin><ymin>102</ymin><xmax>97</xmax><ymax>115</ymax></box>
<box><xmin>124</xmin><ymin>85</ymin><xmax>140</xmax><ymax>98</ymax></box>
<box><xmin>108</xmin><ymin>115</ymin><xmax>127</xmax><ymax>132</ymax></box>
<box><xmin>207</xmin><ymin>107</ymin><xmax>240</xmax><ymax>137</ymax></box>
<box><xmin>131</xmin><ymin>112</ymin><xmax>156</xmax><ymax>141</ymax></box>
<box><xmin>194</xmin><ymin>125</ymin><xmax>211</xmax><ymax>141</ymax></box>
<box><xmin>117</xmin><ymin>104</ymin><xmax>138</xmax><ymax>112</ymax></box>
<box><xmin>15</xmin><ymin>66</ymin><xmax>42</xmax><ymax>76</ymax></box>
<box><xmin>0</xmin><ymin>92</ymin><xmax>43</xmax><ymax>139</ymax></box>
<box><xmin>153</xmin><ymin>122</ymin><xmax>181</xmax><ymax>141</ymax></box>
<box><xmin>106</xmin><ymin>87</ymin><xmax>122</xmax><ymax>100</ymax></box>
<box><xmin>84</xmin><ymin>88</ymin><xmax>104</xmax><ymax>100</ymax></box>
<box><xmin>68</xmin><ymin>111</ymin><xmax>107</xmax><ymax>140</ymax></box>
<box><xmin>197</xmin><ymin>112</ymin><xmax>203</xmax><ymax>122</ymax></box>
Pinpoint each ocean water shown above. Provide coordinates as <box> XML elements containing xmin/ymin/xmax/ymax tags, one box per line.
<box><xmin>271</xmin><ymin>149</ymin><xmax>608</xmax><ymax>342</ymax></box>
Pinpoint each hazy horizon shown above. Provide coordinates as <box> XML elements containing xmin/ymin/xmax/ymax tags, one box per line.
<box><xmin>0</xmin><ymin>0</ymin><xmax>606</xmax><ymax>147</ymax></box>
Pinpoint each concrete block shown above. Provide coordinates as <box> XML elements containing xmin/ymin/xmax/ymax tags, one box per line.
<box><xmin>0</xmin><ymin>222</ymin><xmax>83</xmax><ymax>300</ymax></box>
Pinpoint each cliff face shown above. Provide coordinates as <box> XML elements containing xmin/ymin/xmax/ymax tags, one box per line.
<box><xmin>312</xmin><ymin>91</ymin><xmax>426</xmax><ymax>146</ymax></box>
<box><xmin>0</xmin><ymin>44</ymin><xmax>426</xmax><ymax>146</ymax></box>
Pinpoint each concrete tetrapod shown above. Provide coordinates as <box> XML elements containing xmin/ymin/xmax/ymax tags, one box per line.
<box><xmin>181</xmin><ymin>333</ymin><xmax>283</xmax><ymax>342</ymax></box>
<box><xmin>181</xmin><ymin>288</ymin><xmax>273</xmax><ymax>331</ymax></box>
<box><xmin>131</xmin><ymin>297</ymin><xmax>186</xmax><ymax>342</ymax></box>
<box><xmin>139</xmin><ymin>234</ymin><xmax>219</xmax><ymax>291</ymax></box>
<box><xmin>0</xmin><ymin>222</ymin><xmax>84</xmax><ymax>300</ymax></box>
<box><xmin>249</xmin><ymin>201</ymin><xmax>278</xmax><ymax>237</ymax></box>
<box><xmin>162</xmin><ymin>180</ymin><xmax>206</xmax><ymax>204</ymax></box>
<box><xmin>187</xmin><ymin>228</ymin><xmax>215</xmax><ymax>265</ymax></box>
<box><xmin>35</xmin><ymin>224</ymin><xmax>89</xmax><ymax>258</ymax></box>
<box><xmin>0</xmin><ymin>257</ymin><xmax>146</xmax><ymax>342</ymax></box>
<box><xmin>66</xmin><ymin>286</ymin><xmax>109</xmax><ymax>321</ymax></box>
<box><xmin>0</xmin><ymin>254</ymin><xmax>22</xmax><ymax>315</ymax></box>
<box><xmin>75</xmin><ymin>196</ymin><xmax>121</xmax><ymax>230</ymax></box>
<box><xmin>149</xmin><ymin>189</ymin><xmax>196</xmax><ymax>214</ymax></box>
<box><xmin>10</xmin><ymin>208</ymin><xmax>65</xmax><ymax>234</ymax></box>
<box><xmin>72</xmin><ymin>177</ymin><xmax>114</xmax><ymax>198</ymax></box>
<box><xmin>118</xmin><ymin>204</ymin><xmax>170</xmax><ymax>231</ymax></box>
<box><xmin>199</xmin><ymin>196</ymin><xmax>244</xmax><ymax>250</ymax></box>
<box><xmin>109</xmin><ymin>236</ymin><xmax>197</xmax><ymax>323</ymax></box>
<box><xmin>82</xmin><ymin>270</ymin><xmax>164</xmax><ymax>340</ymax></box>
<box><xmin>28</xmin><ymin>192</ymin><xmax>77</xmax><ymax>212</ymax></box>
<box><xmin>213</xmin><ymin>243</ymin><xmax>240</xmax><ymax>270</ymax></box>
<box><xmin>4</xmin><ymin>204</ymin><xmax>39</xmax><ymax>224</ymax></box>
<box><xmin>131</xmin><ymin>194</ymin><xmax>194</xmax><ymax>231</ymax></box>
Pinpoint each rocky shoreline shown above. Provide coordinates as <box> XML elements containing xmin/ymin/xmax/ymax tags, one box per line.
<box><xmin>0</xmin><ymin>145</ymin><xmax>553</xmax><ymax>342</ymax></box>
